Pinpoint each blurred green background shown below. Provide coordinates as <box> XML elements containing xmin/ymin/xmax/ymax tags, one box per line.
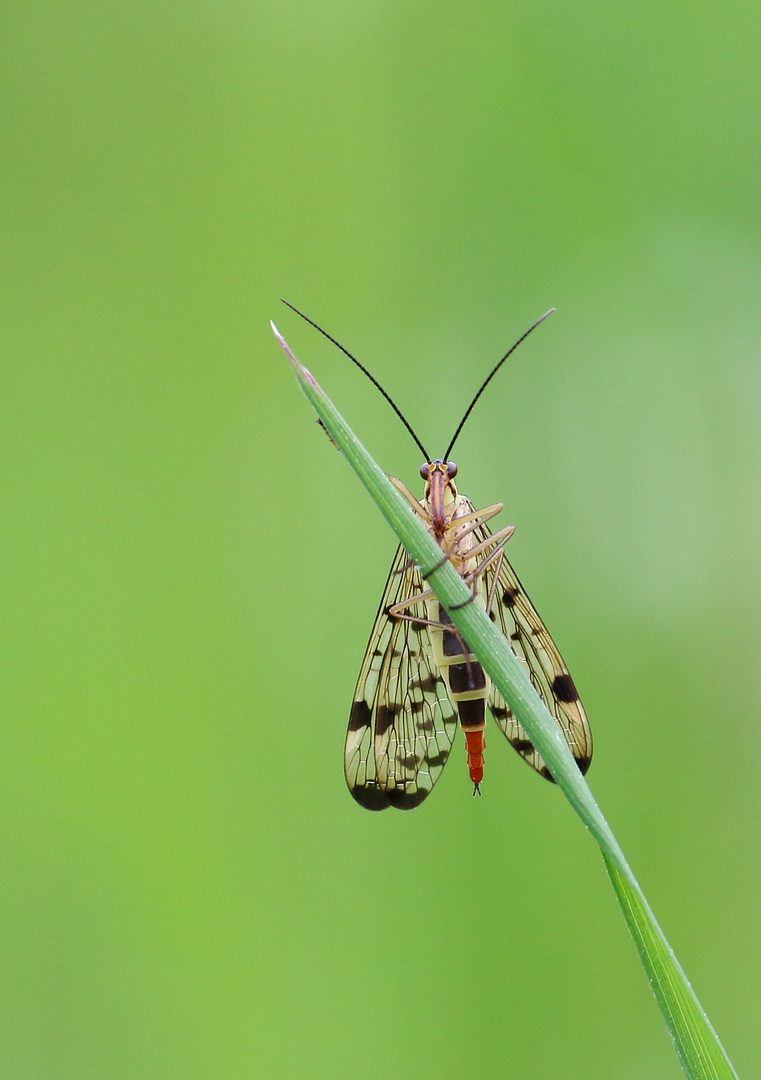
<box><xmin>1</xmin><ymin>1</ymin><xmax>759</xmax><ymax>1077</ymax></box>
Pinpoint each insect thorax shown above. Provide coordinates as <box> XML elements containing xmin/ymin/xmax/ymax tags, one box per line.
<box><xmin>422</xmin><ymin>491</ymin><xmax>478</xmax><ymax>576</ymax></box>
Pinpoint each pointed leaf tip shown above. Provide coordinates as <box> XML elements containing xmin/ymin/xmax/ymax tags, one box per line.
<box><xmin>271</xmin><ymin>320</ymin><xmax>317</xmax><ymax>385</ymax></box>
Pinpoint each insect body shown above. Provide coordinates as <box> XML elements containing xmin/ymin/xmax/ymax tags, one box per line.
<box><xmin>281</xmin><ymin>300</ymin><xmax>593</xmax><ymax>810</ymax></box>
<box><xmin>346</xmin><ymin>460</ymin><xmax>592</xmax><ymax>809</ymax></box>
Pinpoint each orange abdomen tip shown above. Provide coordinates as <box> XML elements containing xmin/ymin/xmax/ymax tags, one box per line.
<box><xmin>464</xmin><ymin>728</ymin><xmax>486</xmax><ymax>786</ymax></box>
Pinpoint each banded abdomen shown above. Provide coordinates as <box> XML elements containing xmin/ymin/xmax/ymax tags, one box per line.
<box><xmin>426</xmin><ymin>598</ymin><xmax>490</xmax><ymax>789</ymax></box>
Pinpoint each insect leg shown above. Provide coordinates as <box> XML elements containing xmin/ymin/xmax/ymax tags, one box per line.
<box><xmin>450</xmin><ymin>527</ymin><xmax>515</xmax><ymax>611</ymax></box>
<box><xmin>420</xmin><ymin>503</ymin><xmax>507</xmax><ymax>579</ymax></box>
<box><xmin>389</xmin><ymin>476</ymin><xmax>431</xmax><ymax>522</ymax></box>
<box><xmin>464</xmin><ymin>523</ymin><xmax>515</xmax><ymax>564</ymax></box>
<box><xmin>387</xmin><ymin>592</ymin><xmax>474</xmax><ymax>660</ymax></box>
<box><xmin>420</xmin><ymin>544</ymin><xmax>460</xmax><ymax>580</ymax></box>
<box><xmin>450</xmin><ymin>501</ymin><xmax>504</xmax><ymax>530</ymax></box>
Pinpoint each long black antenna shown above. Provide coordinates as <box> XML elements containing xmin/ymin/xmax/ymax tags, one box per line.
<box><xmin>281</xmin><ymin>299</ymin><xmax>431</xmax><ymax>462</ymax></box>
<box><xmin>443</xmin><ymin>308</ymin><xmax>555</xmax><ymax>461</ymax></box>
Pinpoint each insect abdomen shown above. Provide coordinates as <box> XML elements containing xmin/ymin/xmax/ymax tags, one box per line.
<box><xmin>426</xmin><ymin>600</ymin><xmax>489</xmax><ymax>788</ymax></box>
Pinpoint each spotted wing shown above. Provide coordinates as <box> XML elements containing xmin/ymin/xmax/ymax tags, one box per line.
<box><xmin>469</xmin><ymin>511</ymin><xmax>593</xmax><ymax>782</ymax></box>
<box><xmin>345</xmin><ymin>544</ymin><xmax>458</xmax><ymax>810</ymax></box>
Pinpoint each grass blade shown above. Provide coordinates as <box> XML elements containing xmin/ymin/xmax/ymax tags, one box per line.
<box><xmin>273</xmin><ymin>322</ymin><xmax>740</xmax><ymax>1080</ymax></box>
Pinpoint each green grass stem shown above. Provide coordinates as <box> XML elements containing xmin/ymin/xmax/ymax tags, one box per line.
<box><xmin>273</xmin><ymin>322</ymin><xmax>739</xmax><ymax>1080</ymax></box>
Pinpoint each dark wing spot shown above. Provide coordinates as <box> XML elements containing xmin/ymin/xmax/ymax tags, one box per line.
<box><xmin>502</xmin><ymin>586</ymin><xmax>519</xmax><ymax>607</ymax></box>
<box><xmin>575</xmin><ymin>754</ymin><xmax>592</xmax><ymax>775</ymax></box>
<box><xmin>350</xmin><ymin>781</ymin><xmax>391</xmax><ymax>811</ymax></box>
<box><xmin>410</xmin><ymin>699</ymin><xmax>425</xmax><ymax>714</ymax></box>
<box><xmin>348</xmin><ymin>700</ymin><xmax>371</xmax><ymax>732</ymax></box>
<box><xmin>510</xmin><ymin>738</ymin><xmax>534</xmax><ymax>755</ymax></box>
<box><xmin>375</xmin><ymin>704</ymin><xmax>397</xmax><ymax>736</ymax></box>
<box><xmin>552</xmin><ymin>673</ymin><xmax>580</xmax><ymax>703</ymax></box>
<box><xmin>387</xmin><ymin>788</ymin><xmax>429</xmax><ymax>810</ymax></box>
<box><xmin>399</xmin><ymin>751</ymin><xmax>419</xmax><ymax>769</ymax></box>
<box><xmin>490</xmin><ymin>704</ymin><xmax>510</xmax><ymax>720</ymax></box>
<box><xmin>539</xmin><ymin>766</ymin><xmax>556</xmax><ymax>783</ymax></box>
<box><xmin>412</xmin><ymin>674</ymin><xmax>438</xmax><ymax>694</ymax></box>
<box><xmin>416</xmin><ymin>717</ymin><xmax>435</xmax><ymax>732</ymax></box>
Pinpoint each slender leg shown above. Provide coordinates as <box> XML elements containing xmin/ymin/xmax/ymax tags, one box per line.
<box><xmin>387</xmin><ymin>591</ymin><xmax>473</xmax><ymax>661</ymax></box>
<box><xmin>420</xmin><ymin>503</ymin><xmax>508</xmax><ymax>579</ymax></box>
<box><xmin>483</xmin><ymin>547</ymin><xmax>505</xmax><ymax>618</ymax></box>
<box><xmin>465</xmin><ymin>524</ymin><xmax>515</xmax><ymax>563</ymax></box>
<box><xmin>450</xmin><ymin>530</ymin><xmax>515</xmax><ymax>610</ymax></box>
<box><xmin>389</xmin><ymin>476</ymin><xmax>431</xmax><ymax>522</ymax></box>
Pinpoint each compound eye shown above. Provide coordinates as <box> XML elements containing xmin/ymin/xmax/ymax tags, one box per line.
<box><xmin>446</xmin><ymin>461</ymin><xmax>458</xmax><ymax>478</ymax></box>
<box><xmin>420</xmin><ymin>463</ymin><xmax>430</xmax><ymax>480</ymax></box>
